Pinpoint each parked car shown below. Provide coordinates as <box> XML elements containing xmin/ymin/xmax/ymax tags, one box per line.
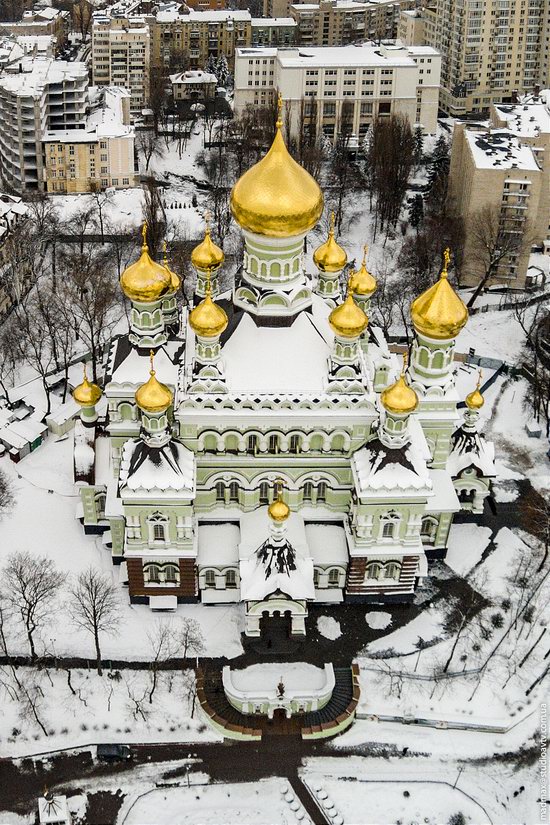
<box><xmin>96</xmin><ymin>744</ymin><xmax>132</xmax><ymax>762</ymax></box>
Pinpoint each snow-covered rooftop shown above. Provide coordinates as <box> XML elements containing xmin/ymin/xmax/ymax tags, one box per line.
<box><xmin>465</xmin><ymin>128</ymin><xmax>540</xmax><ymax>171</ymax></box>
<box><xmin>0</xmin><ymin>56</ymin><xmax>87</xmax><ymax>96</ymax></box>
<box><xmin>120</xmin><ymin>437</ymin><xmax>195</xmax><ymax>495</ymax></box>
<box><xmin>494</xmin><ymin>94</ymin><xmax>550</xmax><ymax>139</ymax></box>
<box><xmin>170</xmin><ymin>70</ymin><xmax>217</xmax><ymax>85</ymax></box>
<box><xmin>240</xmin><ymin>42</ymin><xmax>438</xmax><ymax>69</ymax></box>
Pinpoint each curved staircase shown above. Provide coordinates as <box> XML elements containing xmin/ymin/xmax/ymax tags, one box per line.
<box><xmin>197</xmin><ymin>663</ymin><xmax>360</xmax><ymax>741</ymax></box>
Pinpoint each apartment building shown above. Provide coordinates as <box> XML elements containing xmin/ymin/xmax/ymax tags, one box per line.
<box><xmin>397</xmin><ymin>8</ymin><xmax>424</xmax><ymax>45</ymax></box>
<box><xmin>0</xmin><ymin>57</ymin><xmax>88</xmax><ymax>191</ymax></box>
<box><xmin>234</xmin><ymin>43</ymin><xmax>440</xmax><ymax>143</ymax></box>
<box><xmin>0</xmin><ymin>195</ymin><xmax>30</xmax><ymax>321</ymax></box>
<box><xmin>0</xmin><ymin>7</ymin><xmax>69</xmax><ymax>52</ymax></box>
<box><xmin>43</xmin><ymin>87</ymin><xmax>137</xmax><ymax>194</ymax></box>
<box><xmin>289</xmin><ymin>0</ymin><xmax>414</xmax><ymax>47</ymax></box>
<box><xmin>251</xmin><ymin>18</ymin><xmax>297</xmax><ymax>47</ymax></box>
<box><xmin>448</xmin><ymin>97</ymin><xmax>550</xmax><ymax>289</ymax></box>
<box><xmin>422</xmin><ymin>0</ymin><xmax>549</xmax><ymax>116</ymax></box>
<box><xmin>262</xmin><ymin>0</ymin><xmax>293</xmax><ymax>16</ymax></box>
<box><xmin>150</xmin><ymin>9</ymin><xmax>251</xmax><ymax>71</ymax></box>
<box><xmin>91</xmin><ymin>14</ymin><xmax>150</xmax><ymax>112</ymax></box>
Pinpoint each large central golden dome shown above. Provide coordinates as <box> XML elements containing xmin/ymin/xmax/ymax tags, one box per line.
<box><xmin>230</xmin><ymin>103</ymin><xmax>323</xmax><ymax>238</ymax></box>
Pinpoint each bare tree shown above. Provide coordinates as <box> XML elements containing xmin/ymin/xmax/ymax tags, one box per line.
<box><xmin>147</xmin><ymin>620</ymin><xmax>176</xmax><ymax>704</ymax></box>
<box><xmin>181</xmin><ymin>668</ymin><xmax>197</xmax><ymax>717</ymax></box>
<box><xmin>68</xmin><ymin>567</ymin><xmax>122</xmax><ymax>676</ymax></box>
<box><xmin>442</xmin><ymin>578</ymin><xmax>489</xmax><ymax>673</ymax></box>
<box><xmin>136</xmin><ymin>130</ymin><xmax>165</xmax><ymax>172</ymax></box>
<box><xmin>176</xmin><ymin>617</ymin><xmax>205</xmax><ymax>659</ymax></box>
<box><xmin>89</xmin><ymin>182</ymin><xmax>114</xmax><ymax>245</ymax></box>
<box><xmin>7</xmin><ymin>293</ymin><xmax>57</xmax><ymax>416</ymax></box>
<box><xmin>0</xmin><ymin>469</ymin><xmax>14</xmax><ymax>521</ymax></box>
<box><xmin>366</xmin><ymin>114</ymin><xmax>415</xmax><ymax>238</ymax></box>
<box><xmin>465</xmin><ymin>204</ymin><xmax>533</xmax><ymax>307</ymax></box>
<box><xmin>142</xmin><ymin>178</ymin><xmax>167</xmax><ymax>258</ymax></box>
<box><xmin>3</xmin><ymin>552</ymin><xmax>64</xmax><ymax>660</ymax></box>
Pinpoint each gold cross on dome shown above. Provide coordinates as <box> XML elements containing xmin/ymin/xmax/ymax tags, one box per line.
<box><xmin>329</xmin><ymin>211</ymin><xmax>336</xmax><ymax>233</ymax></box>
<box><xmin>204</xmin><ymin>210</ymin><xmax>211</xmax><ymax>232</ymax></box>
<box><xmin>442</xmin><ymin>247</ymin><xmax>451</xmax><ymax>276</ymax></box>
<box><xmin>149</xmin><ymin>349</ymin><xmax>155</xmax><ymax>374</ymax></box>
<box><xmin>141</xmin><ymin>222</ymin><xmax>148</xmax><ymax>250</ymax></box>
<box><xmin>362</xmin><ymin>244</ymin><xmax>368</xmax><ymax>266</ymax></box>
<box><xmin>276</xmin><ymin>91</ymin><xmax>283</xmax><ymax>128</ymax></box>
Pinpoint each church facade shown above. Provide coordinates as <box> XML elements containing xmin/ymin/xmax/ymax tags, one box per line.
<box><xmin>72</xmin><ymin>104</ymin><xmax>495</xmax><ymax>637</ymax></box>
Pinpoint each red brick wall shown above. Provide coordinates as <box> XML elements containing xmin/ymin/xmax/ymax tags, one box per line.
<box><xmin>346</xmin><ymin>555</ymin><xmax>419</xmax><ymax>594</ymax></box>
<box><xmin>127</xmin><ymin>558</ymin><xmax>197</xmax><ymax>599</ymax></box>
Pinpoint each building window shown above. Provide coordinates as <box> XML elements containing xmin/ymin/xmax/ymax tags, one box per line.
<box><xmin>289</xmin><ymin>434</ymin><xmax>301</xmax><ymax>454</ymax></box>
<box><xmin>229</xmin><ymin>481</ymin><xmax>239</xmax><ymax>502</ymax></box>
<box><xmin>313</xmin><ymin>568</ymin><xmax>320</xmax><ymax>587</ymax></box>
<box><xmin>164</xmin><ymin>564</ymin><xmax>179</xmax><ymax>584</ymax></box>
<box><xmin>248</xmin><ymin>434</ymin><xmax>259</xmax><ymax>454</ymax></box>
<box><xmin>153</xmin><ymin>523</ymin><xmax>165</xmax><ymax>541</ymax></box>
<box><xmin>328</xmin><ymin>568</ymin><xmax>340</xmax><ymax>587</ymax></box>
<box><xmin>384</xmin><ymin>562</ymin><xmax>401</xmax><ymax>580</ymax></box>
<box><xmin>259</xmin><ymin>481</ymin><xmax>270</xmax><ymax>504</ymax></box>
<box><xmin>382</xmin><ymin>521</ymin><xmax>395</xmax><ymax>539</ymax></box>
<box><xmin>149</xmin><ymin>513</ymin><xmax>168</xmax><ymax>543</ymax></box>
<box><xmin>421</xmin><ymin>517</ymin><xmax>438</xmax><ymax>544</ymax></box>
<box><xmin>215</xmin><ymin>481</ymin><xmax>225</xmax><ymax>502</ymax></box>
<box><xmin>144</xmin><ymin>563</ymin><xmax>160</xmax><ymax>583</ymax></box>
<box><xmin>268</xmin><ymin>434</ymin><xmax>279</xmax><ymax>453</ymax></box>
<box><xmin>317</xmin><ymin>482</ymin><xmax>327</xmax><ymax>503</ymax></box>
<box><xmin>303</xmin><ymin>481</ymin><xmax>313</xmax><ymax>502</ymax></box>
<box><xmin>204</xmin><ymin>569</ymin><xmax>216</xmax><ymax>587</ymax></box>
<box><xmin>225</xmin><ymin>569</ymin><xmax>237</xmax><ymax>588</ymax></box>
<box><xmin>366</xmin><ymin>562</ymin><xmax>382</xmax><ymax>580</ymax></box>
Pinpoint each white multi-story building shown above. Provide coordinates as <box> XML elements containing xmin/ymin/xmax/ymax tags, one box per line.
<box><xmin>234</xmin><ymin>42</ymin><xmax>440</xmax><ymax>142</ymax></box>
<box><xmin>0</xmin><ymin>57</ymin><xmax>88</xmax><ymax>191</ymax></box>
<box><xmin>91</xmin><ymin>13</ymin><xmax>150</xmax><ymax>113</ymax></box>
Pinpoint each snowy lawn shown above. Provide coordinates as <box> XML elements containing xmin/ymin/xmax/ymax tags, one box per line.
<box><xmin>316</xmin><ymin>615</ymin><xmax>342</xmax><ymax>640</ymax></box>
<box><xmin>0</xmin><ymin>438</ymin><xmax>244</xmax><ymax>661</ymax></box>
<box><xmin>365</xmin><ymin>611</ymin><xmax>392</xmax><ymax>630</ymax></box>
<box><xmin>365</xmin><ymin>607</ymin><xmax>444</xmax><ymax>656</ymax></box>
<box><xmin>0</xmin><ymin>667</ymin><xmax>220</xmax><ymax>759</ymax></box>
<box><xmin>445</xmin><ymin>523</ymin><xmax>492</xmax><ymax>577</ymax></box>
<box><xmin>120</xmin><ymin>778</ymin><xmax>311</xmax><ymax>825</ymax></box>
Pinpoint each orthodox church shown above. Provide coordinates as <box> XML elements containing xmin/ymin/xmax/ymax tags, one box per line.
<box><xmin>72</xmin><ymin>103</ymin><xmax>495</xmax><ymax>637</ymax></box>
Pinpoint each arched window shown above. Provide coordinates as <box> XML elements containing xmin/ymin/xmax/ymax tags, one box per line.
<box><xmin>229</xmin><ymin>482</ymin><xmax>239</xmax><ymax>503</ymax></box>
<box><xmin>95</xmin><ymin>493</ymin><xmax>106</xmax><ymax>515</ymax></box>
<box><xmin>268</xmin><ymin>434</ymin><xmax>279</xmax><ymax>454</ymax></box>
<box><xmin>164</xmin><ymin>564</ymin><xmax>179</xmax><ymax>584</ymax></box>
<box><xmin>313</xmin><ymin>568</ymin><xmax>320</xmax><ymax>588</ymax></box>
<box><xmin>248</xmin><ymin>434</ymin><xmax>259</xmax><ymax>454</ymax></box>
<box><xmin>303</xmin><ymin>481</ymin><xmax>313</xmax><ymax>502</ymax></box>
<box><xmin>145</xmin><ymin>563</ymin><xmax>160</xmax><ymax>583</ymax></box>
<box><xmin>225</xmin><ymin>569</ymin><xmax>237</xmax><ymax>588</ymax></box>
<box><xmin>317</xmin><ymin>482</ymin><xmax>327</xmax><ymax>503</ymax></box>
<box><xmin>384</xmin><ymin>562</ymin><xmax>401</xmax><ymax>580</ymax></box>
<box><xmin>420</xmin><ymin>517</ymin><xmax>438</xmax><ymax>544</ymax></box>
<box><xmin>380</xmin><ymin>511</ymin><xmax>399</xmax><ymax>540</ymax></box>
<box><xmin>259</xmin><ymin>481</ymin><xmax>270</xmax><ymax>504</ymax></box>
<box><xmin>204</xmin><ymin>569</ymin><xmax>216</xmax><ymax>587</ymax></box>
<box><xmin>366</xmin><ymin>562</ymin><xmax>382</xmax><ymax>580</ymax></box>
<box><xmin>289</xmin><ymin>434</ymin><xmax>301</xmax><ymax>454</ymax></box>
<box><xmin>149</xmin><ymin>513</ymin><xmax>168</xmax><ymax>543</ymax></box>
<box><xmin>328</xmin><ymin>568</ymin><xmax>341</xmax><ymax>587</ymax></box>
<box><xmin>382</xmin><ymin>522</ymin><xmax>395</xmax><ymax>539</ymax></box>
<box><xmin>215</xmin><ymin>481</ymin><xmax>225</xmax><ymax>502</ymax></box>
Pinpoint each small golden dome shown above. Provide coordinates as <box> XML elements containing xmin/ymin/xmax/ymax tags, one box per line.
<box><xmin>381</xmin><ymin>363</ymin><xmax>418</xmax><ymax>416</ymax></box>
<box><xmin>188</xmin><ymin>279</ymin><xmax>228</xmax><ymax>338</ymax></box>
<box><xmin>73</xmin><ymin>364</ymin><xmax>102</xmax><ymax>407</ymax></box>
<box><xmin>329</xmin><ymin>286</ymin><xmax>369</xmax><ymax>339</ymax></box>
<box><xmin>163</xmin><ymin>242</ymin><xmax>181</xmax><ymax>292</ymax></box>
<box><xmin>191</xmin><ymin>223</ymin><xmax>224</xmax><ymax>272</ymax></box>
<box><xmin>466</xmin><ymin>371</ymin><xmax>484</xmax><ymax>410</ymax></box>
<box><xmin>121</xmin><ymin>224</ymin><xmax>172</xmax><ymax>303</ymax></box>
<box><xmin>135</xmin><ymin>351</ymin><xmax>173</xmax><ymax>413</ymax></box>
<box><xmin>268</xmin><ymin>483</ymin><xmax>290</xmax><ymax>523</ymax></box>
<box><xmin>313</xmin><ymin>212</ymin><xmax>347</xmax><ymax>273</ymax></box>
<box><xmin>349</xmin><ymin>245</ymin><xmax>377</xmax><ymax>297</ymax></box>
<box><xmin>411</xmin><ymin>248</ymin><xmax>468</xmax><ymax>340</ymax></box>
<box><xmin>230</xmin><ymin>95</ymin><xmax>323</xmax><ymax>238</ymax></box>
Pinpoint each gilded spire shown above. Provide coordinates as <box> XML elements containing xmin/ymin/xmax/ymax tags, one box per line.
<box><xmin>313</xmin><ymin>210</ymin><xmax>347</xmax><ymax>273</ymax></box>
<box><xmin>73</xmin><ymin>362</ymin><xmax>102</xmax><ymax>407</ymax></box>
<box><xmin>276</xmin><ymin>90</ymin><xmax>283</xmax><ymax>129</ymax></box>
<box><xmin>410</xmin><ymin>246</ymin><xmax>468</xmax><ymax>340</ymax></box>
<box><xmin>135</xmin><ymin>350</ymin><xmax>173</xmax><ymax>413</ymax></box>
<box><xmin>329</xmin><ymin>275</ymin><xmax>369</xmax><ymax>338</ymax></box>
<box><xmin>141</xmin><ymin>221</ymin><xmax>148</xmax><ymax>251</ymax></box>
<box><xmin>349</xmin><ymin>243</ymin><xmax>377</xmax><ymax>297</ymax></box>
<box><xmin>268</xmin><ymin>478</ymin><xmax>290</xmax><ymax>523</ymax></box>
<box><xmin>465</xmin><ymin>369</ymin><xmax>484</xmax><ymax>410</ymax></box>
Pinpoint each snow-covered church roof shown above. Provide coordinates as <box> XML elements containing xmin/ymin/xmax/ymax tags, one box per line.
<box><xmin>353</xmin><ymin>435</ymin><xmax>432</xmax><ymax>497</ymax></box>
<box><xmin>447</xmin><ymin>426</ymin><xmax>496</xmax><ymax>478</ymax></box>
<box><xmin>119</xmin><ymin>437</ymin><xmax>195</xmax><ymax>495</ymax></box>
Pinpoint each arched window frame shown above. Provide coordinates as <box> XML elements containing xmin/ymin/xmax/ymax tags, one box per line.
<box><xmin>384</xmin><ymin>561</ymin><xmax>401</xmax><ymax>580</ymax></box>
<box><xmin>225</xmin><ymin>569</ymin><xmax>237</xmax><ymax>588</ymax></box>
<box><xmin>204</xmin><ymin>569</ymin><xmax>216</xmax><ymax>588</ymax></box>
<box><xmin>365</xmin><ymin>561</ymin><xmax>382</xmax><ymax>580</ymax></box>
<box><xmin>328</xmin><ymin>568</ymin><xmax>341</xmax><ymax>588</ymax></box>
<box><xmin>148</xmin><ymin>512</ymin><xmax>169</xmax><ymax>544</ymax></box>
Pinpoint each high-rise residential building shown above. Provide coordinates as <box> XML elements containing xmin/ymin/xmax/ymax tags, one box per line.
<box><xmin>251</xmin><ymin>18</ymin><xmax>297</xmax><ymax>47</ymax></box>
<box><xmin>289</xmin><ymin>0</ymin><xmax>414</xmax><ymax>47</ymax></box>
<box><xmin>397</xmin><ymin>8</ymin><xmax>425</xmax><ymax>46</ymax></box>
<box><xmin>421</xmin><ymin>0</ymin><xmax>549</xmax><ymax>116</ymax></box>
<box><xmin>449</xmin><ymin>93</ymin><xmax>550</xmax><ymax>290</ymax></box>
<box><xmin>42</xmin><ymin>87</ymin><xmax>137</xmax><ymax>194</ymax></box>
<box><xmin>0</xmin><ymin>7</ymin><xmax>69</xmax><ymax>53</ymax></box>
<box><xmin>0</xmin><ymin>57</ymin><xmax>88</xmax><ymax>191</ymax></box>
<box><xmin>91</xmin><ymin>13</ymin><xmax>150</xmax><ymax>113</ymax></box>
<box><xmin>234</xmin><ymin>43</ymin><xmax>440</xmax><ymax>143</ymax></box>
<box><xmin>149</xmin><ymin>8</ymin><xmax>252</xmax><ymax>71</ymax></box>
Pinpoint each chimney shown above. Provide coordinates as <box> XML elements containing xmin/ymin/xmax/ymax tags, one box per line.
<box><xmin>511</xmin><ymin>89</ymin><xmax>518</xmax><ymax>104</ymax></box>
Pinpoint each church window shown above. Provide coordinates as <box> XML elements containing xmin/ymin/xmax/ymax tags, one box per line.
<box><xmin>95</xmin><ymin>493</ymin><xmax>106</xmax><ymax>515</ymax></box>
<box><xmin>153</xmin><ymin>523</ymin><xmax>166</xmax><ymax>541</ymax></box>
<box><xmin>366</xmin><ymin>562</ymin><xmax>382</xmax><ymax>580</ymax></box>
<box><xmin>313</xmin><ymin>568</ymin><xmax>320</xmax><ymax>587</ymax></box>
<box><xmin>421</xmin><ymin>517</ymin><xmax>438</xmax><ymax>544</ymax></box>
<box><xmin>382</xmin><ymin>522</ymin><xmax>395</xmax><ymax>538</ymax></box>
<box><xmin>384</xmin><ymin>562</ymin><xmax>401</xmax><ymax>580</ymax></box>
<box><xmin>215</xmin><ymin>481</ymin><xmax>225</xmax><ymax>502</ymax></box>
<box><xmin>229</xmin><ymin>482</ymin><xmax>239</xmax><ymax>502</ymax></box>
<box><xmin>289</xmin><ymin>434</ymin><xmax>301</xmax><ymax>454</ymax></box>
<box><xmin>225</xmin><ymin>569</ymin><xmax>237</xmax><ymax>588</ymax></box>
<box><xmin>164</xmin><ymin>564</ymin><xmax>179</xmax><ymax>584</ymax></box>
<box><xmin>204</xmin><ymin>569</ymin><xmax>216</xmax><ymax>587</ymax></box>
<box><xmin>328</xmin><ymin>568</ymin><xmax>341</xmax><ymax>587</ymax></box>
<box><xmin>317</xmin><ymin>482</ymin><xmax>327</xmax><ymax>503</ymax></box>
<box><xmin>268</xmin><ymin>434</ymin><xmax>279</xmax><ymax>453</ymax></box>
<box><xmin>248</xmin><ymin>434</ymin><xmax>259</xmax><ymax>454</ymax></box>
<box><xmin>259</xmin><ymin>481</ymin><xmax>270</xmax><ymax>504</ymax></box>
<box><xmin>145</xmin><ymin>563</ymin><xmax>161</xmax><ymax>583</ymax></box>
<box><xmin>149</xmin><ymin>513</ymin><xmax>168</xmax><ymax>543</ymax></box>
<box><xmin>303</xmin><ymin>481</ymin><xmax>313</xmax><ymax>502</ymax></box>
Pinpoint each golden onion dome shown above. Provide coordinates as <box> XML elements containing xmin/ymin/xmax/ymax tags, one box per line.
<box><xmin>313</xmin><ymin>212</ymin><xmax>347</xmax><ymax>273</ymax></box>
<box><xmin>349</xmin><ymin>245</ymin><xmax>377</xmax><ymax>297</ymax></box>
<box><xmin>268</xmin><ymin>483</ymin><xmax>290</xmax><ymax>523</ymax></box>
<box><xmin>188</xmin><ymin>280</ymin><xmax>228</xmax><ymax>338</ymax></box>
<box><xmin>191</xmin><ymin>224</ymin><xmax>224</xmax><ymax>272</ymax></box>
<box><xmin>411</xmin><ymin>248</ymin><xmax>468</xmax><ymax>340</ymax></box>
<box><xmin>466</xmin><ymin>371</ymin><xmax>484</xmax><ymax>410</ymax></box>
<box><xmin>381</xmin><ymin>361</ymin><xmax>418</xmax><ymax>416</ymax></box>
<box><xmin>163</xmin><ymin>242</ymin><xmax>181</xmax><ymax>292</ymax></box>
<box><xmin>135</xmin><ymin>352</ymin><xmax>173</xmax><ymax>413</ymax></box>
<box><xmin>121</xmin><ymin>224</ymin><xmax>172</xmax><ymax>303</ymax></box>
<box><xmin>73</xmin><ymin>364</ymin><xmax>102</xmax><ymax>407</ymax></box>
<box><xmin>329</xmin><ymin>287</ymin><xmax>369</xmax><ymax>339</ymax></box>
<box><xmin>230</xmin><ymin>96</ymin><xmax>323</xmax><ymax>238</ymax></box>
